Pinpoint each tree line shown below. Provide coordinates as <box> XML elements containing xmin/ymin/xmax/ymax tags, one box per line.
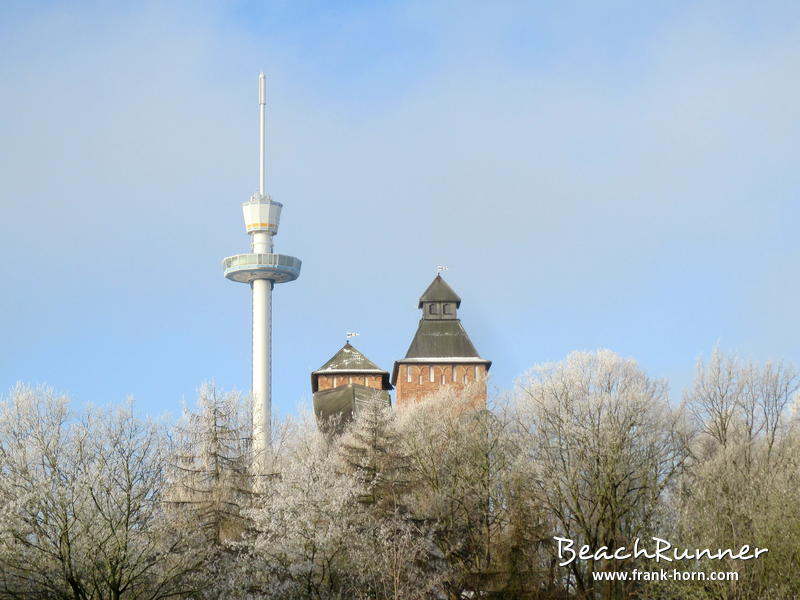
<box><xmin>1</xmin><ymin>348</ymin><xmax>799</xmax><ymax>599</ymax></box>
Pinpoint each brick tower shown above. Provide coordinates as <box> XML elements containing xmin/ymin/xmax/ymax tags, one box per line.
<box><xmin>312</xmin><ymin>342</ymin><xmax>392</xmax><ymax>431</ymax></box>
<box><xmin>392</xmin><ymin>275</ymin><xmax>491</xmax><ymax>407</ymax></box>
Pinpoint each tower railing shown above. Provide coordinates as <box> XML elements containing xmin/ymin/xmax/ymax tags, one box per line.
<box><xmin>223</xmin><ymin>254</ymin><xmax>302</xmax><ymax>270</ymax></box>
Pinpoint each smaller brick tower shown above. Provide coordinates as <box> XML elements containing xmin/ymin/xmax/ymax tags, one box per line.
<box><xmin>312</xmin><ymin>342</ymin><xmax>392</xmax><ymax>431</ymax></box>
<box><xmin>392</xmin><ymin>275</ymin><xmax>491</xmax><ymax>407</ymax></box>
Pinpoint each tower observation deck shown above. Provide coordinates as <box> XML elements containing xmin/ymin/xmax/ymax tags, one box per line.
<box><xmin>224</xmin><ymin>73</ymin><xmax>301</xmax><ymax>476</ymax></box>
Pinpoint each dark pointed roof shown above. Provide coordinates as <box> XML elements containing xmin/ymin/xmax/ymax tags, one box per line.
<box><xmin>418</xmin><ymin>274</ymin><xmax>461</xmax><ymax>308</ymax></box>
<box><xmin>391</xmin><ymin>318</ymin><xmax>491</xmax><ymax>385</ymax></box>
<box><xmin>314</xmin><ymin>342</ymin><xmax>383</xmax><ymax>372</ymax></box>
<box><xmin>404</xmin><ymin>320</ymin><xmax>480</xmax><ymax>359</ymax></box>
<box><xmin>311</xmin><ymin>342</ymin><xmax>391</xmax><ymax>393</ymax></box>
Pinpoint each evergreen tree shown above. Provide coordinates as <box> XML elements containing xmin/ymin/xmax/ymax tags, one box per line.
<box><xmin>336</xmin><ymin>392</ymin><xmax>411</xmax><ymax>511</ymax></box>
<box><xmin>167</xmin><ymin>384</ymin><xmax>251</xmax><ymax>545</ymax></box>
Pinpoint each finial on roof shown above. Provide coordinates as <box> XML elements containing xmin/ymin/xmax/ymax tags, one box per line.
<box><xmin>345</xmin><ymin>332</ymin><xmax>360</xmax><ymax>344</ymax></box>
<box><xmin>436</xmin><ymin>265</ymin><xmax>448</xmax><ymax>275</ymax></box>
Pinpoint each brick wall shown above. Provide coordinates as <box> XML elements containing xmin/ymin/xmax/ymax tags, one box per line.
<box><xmin>316</xmin><ymin>374</ymin><xmax>384</xmax><ymax>392</ymax></box>
<box><xmin>395</xmin><ymin>363</ymin><xmax>488</xmax><ymax>408</ymax></box>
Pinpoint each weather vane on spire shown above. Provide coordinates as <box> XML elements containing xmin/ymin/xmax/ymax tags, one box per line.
<box><xmin>345</xmin><ymin>332</ymin><xmax>360</xmax><ymax>344</ymax></box>
<box><xmin>436</xmin><ymin>265</ymin><xmax>448</xmax><ymax>274</ymax></box>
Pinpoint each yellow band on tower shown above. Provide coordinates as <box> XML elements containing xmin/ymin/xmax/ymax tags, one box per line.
<box><xmin>246</xmin><ymin>223</ymin><xmax>277</xmax><ymax>230</ymax></box>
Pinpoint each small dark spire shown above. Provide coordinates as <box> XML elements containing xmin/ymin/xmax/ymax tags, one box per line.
<box><xmin>418</xmin><ymin>274</ymin><xmax>461</xmax><ymax>308</ymax></box>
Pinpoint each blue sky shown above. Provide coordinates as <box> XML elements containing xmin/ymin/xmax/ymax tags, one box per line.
<box><xmin>1</xmin><ymin>1</ymin><xmax>799</xmax><ymax>418</ymax></box>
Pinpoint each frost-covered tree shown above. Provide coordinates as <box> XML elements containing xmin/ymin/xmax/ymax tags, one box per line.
<box><xmin>167</xmin><ymin>383</ymin><xmax>251</xmax><ymax>545</ymax></box>
<box><xmin>345</xmin><ymin>510</ymin><xmax>440</xmax><ymax>600</ymax></box>
<box><xmin>0</xmin><ymin>384</ymin><xmax>78</xmax><ymax>599</ymax></box>
<box><xmin>686</xmin><ymin>347</ymin><xmax>799</xmax><ymax>459</ymax></box>
<box><xmin>396</xmin><ymin>385</ymin><xmax>553</xmax><ymax>599</ymax></box>
<box><xmin>651</xmin><ymin>351</ymin><xmax>800</xmax><ymax>600</ymax></box>
<box><xmin>336</xmin><ymin>393</ymin><xmax>411</xmax><ymax>510</ymax></box>
<box><xmin>335</xmin><ymin>395</ymin><xmax>439</xmax><ymax>599</ymax></box>
<box><xmin>513</xmin><ymin>350</ymin><xmax>690</xmax><ymax>600</ymax></box>
<box><xmin>0</xmin><ymin>384</ymin><xmax>201</xmax><ymax>600</ymax></box>
<box><xmin>243</xmin><ymin>406</ymin><xmax>442</xmax><ymax>600</ymax></box>
<box><xmin>245</xmin><ymin>414</ymin><xmax>363</xmax><ymax>599</ymax></box>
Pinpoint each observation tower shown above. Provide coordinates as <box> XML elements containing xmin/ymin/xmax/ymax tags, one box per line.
<box><xmin>224</xmin><ymin>73</ymin><xmax>301</xmax><ymax>475</ymax></box>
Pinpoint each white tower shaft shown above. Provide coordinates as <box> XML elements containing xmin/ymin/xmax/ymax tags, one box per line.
<box><xmin>252</xmin><ymin>276</ymin><xmax>271</xmax><ymax>474</ymax></box>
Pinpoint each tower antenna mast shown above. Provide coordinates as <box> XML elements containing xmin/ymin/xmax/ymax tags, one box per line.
<box><xmin>259</xmin><ymin>72</ymin><xmax>266</xmax><ymax>196</ymax></box>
